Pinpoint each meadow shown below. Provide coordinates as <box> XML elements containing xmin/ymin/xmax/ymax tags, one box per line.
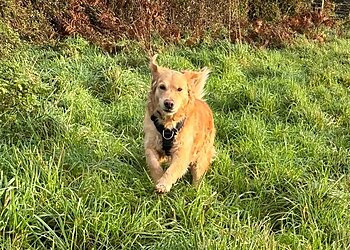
<box><xmin>0</xmin><ymin>34</ymin><xmax>350</xmax><ymax>249</ymax></box>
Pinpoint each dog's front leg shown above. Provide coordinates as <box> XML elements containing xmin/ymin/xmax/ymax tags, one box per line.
<box><xmin>155</xmin><ymin>150</ymin><xmax>191</xmax><ymax>193</ymax></box>
<box><xmin>145</xmin><ymin>148</ymin><xmax>164</xmax><ymax>183</ymax></box>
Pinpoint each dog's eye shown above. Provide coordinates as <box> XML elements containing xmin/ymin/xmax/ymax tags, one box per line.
<box><xmin>177</xmin><ymin>87</ymin><xmax>182</xmax><ymax>92</ymax></box>
<box><xmin>159</xmin><ymin>85</ymin><xmax>166</xmax><ymax>90</ymax></box>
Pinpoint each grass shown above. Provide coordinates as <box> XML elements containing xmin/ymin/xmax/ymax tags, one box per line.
<box><xmin>0</xmin><ymin>35</ymin><xmax>350</xmax><ymax>249</ymax></box>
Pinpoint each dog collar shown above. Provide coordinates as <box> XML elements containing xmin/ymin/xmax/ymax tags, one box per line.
<box><xmin>150</xmin><ymin>113</ymin><xmax>185</xmax><ymax>156</ymax></box>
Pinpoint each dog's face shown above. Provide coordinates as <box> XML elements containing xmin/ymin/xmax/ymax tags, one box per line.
<box><xmin>149</xmin><ymin>55</ymin><xmax>209</xmax><ymax>116</ymax></box>
<box><xmin>152</xmin><ymin>70</ymin><xmax>190</xmax><ymax>115</ymax></box>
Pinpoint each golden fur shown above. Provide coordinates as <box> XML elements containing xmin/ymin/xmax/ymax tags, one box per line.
<box><xmin>144</xmin><ymin>55</ymin><xmax>216</xmax><ymax>193</ymax></box>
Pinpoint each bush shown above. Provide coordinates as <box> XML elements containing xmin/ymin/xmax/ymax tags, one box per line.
<box><xmin>0</xmin><ymin>0</ymin><xmax>56</xmax><ymax>45</ymax></box>
<box><xmin>0</xmin><ymin>21</ymin><xmax>21</xmax><ymax>57</ymax></box>
<box><xmin>0</xmin><ymin>0</ymin><xmax>337</xmax><ymax>50</ymax></box>
<box><xmin>0</xmin><ymin>55</ymin><xmax>48</xmax><ymax>141</ymax></box>
<box><xmin>247</xmin><ymin>0</ymin><xmax>309</xmax><ymax>21</ymax></box>
<box><xmin>0</xmin><ymin>60</ymin><xmax>42</xmax><ymax>113</ymax></box>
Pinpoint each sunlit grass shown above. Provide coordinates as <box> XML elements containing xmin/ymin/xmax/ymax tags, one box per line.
<box><xmin>0</xmin><ymin>36</ymin><xmax>350</xmax><ymax>249</ymax></box>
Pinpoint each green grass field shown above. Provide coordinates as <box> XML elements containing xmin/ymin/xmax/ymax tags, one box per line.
<box><xmin>1</xmin><ymin>35</ymin><xmax>350</xmax><ymax>249</ymax></box>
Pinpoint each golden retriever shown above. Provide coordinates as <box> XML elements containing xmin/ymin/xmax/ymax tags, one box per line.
<box><xmin>143</xmin><ymin>55</ymin><xmax>216</xmax><ymax>193</ymax></box>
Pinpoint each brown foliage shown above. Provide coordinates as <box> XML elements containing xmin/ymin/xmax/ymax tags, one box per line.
<box><xmin>240</xmin><ymin>9</ymin><xmax>336</xmax><ymax>48</ymax></box>
<box><xmin>0</xmin><ymin>0</ymin><xmax>340</xmax><ymax>52</ymax></box>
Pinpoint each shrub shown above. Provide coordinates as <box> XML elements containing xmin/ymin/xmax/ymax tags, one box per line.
<box><xmin>0</xmin><ymin>21</ymin><xmax>21</xmax><ymax>57</ymax></box>
<box><xmin>0</xmin><ymin>0</ymin><xmax>56</xmax><ymax>45</ymax></box>
<box><xmin>0</xmin><ymin>0</ymin><xmax>338</xmax><ymax>50</ymax></box>
<box><xmin>0</xmin><ymin>60</ymin><xmax>42</xmax><ymax>113</ymax></box>
<box><xmin>0</xmin><ymin>56</ymin><xmax>47</xmax><ymax>141</ymax></box>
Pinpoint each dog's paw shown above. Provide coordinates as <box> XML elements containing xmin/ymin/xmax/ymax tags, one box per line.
<box><xmin>155</xmin><ymin>182</ymin><xmax>171</xmax><ymax>193</ymax></box>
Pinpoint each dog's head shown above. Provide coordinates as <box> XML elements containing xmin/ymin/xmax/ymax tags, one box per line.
<box><xmin>149</xmin><ymin>54</ymin><xmax>210</xmax><ymax>116</ymax></box>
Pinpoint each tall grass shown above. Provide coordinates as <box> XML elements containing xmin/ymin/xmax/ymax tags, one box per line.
<box><xmin>0</xmin><ymin>35</ymin><xmax>350</xmax><ymax>249</ymax></box>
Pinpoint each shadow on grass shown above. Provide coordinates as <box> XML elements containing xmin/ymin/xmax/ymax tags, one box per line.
<box><xmin>0</xmin><ymin>111</ymin><xmax>67</xmax><ymax>146</ymax></box>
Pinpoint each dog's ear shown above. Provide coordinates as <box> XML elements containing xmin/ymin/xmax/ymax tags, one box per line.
<box><xmin>183</xmin><ymin>67</ymin><xmax>210</xmax><ymax>99</ymax></box>
<box><xmin>149</xmin><ymin>54</ymin><xmax>160</xmax><ymax>79</ymax></box>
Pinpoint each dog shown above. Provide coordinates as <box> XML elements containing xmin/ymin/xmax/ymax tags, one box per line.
<box><xmin>143</xmin><ymin>55</ymin><xmax>216</xmax><ymax>193</ymax></box>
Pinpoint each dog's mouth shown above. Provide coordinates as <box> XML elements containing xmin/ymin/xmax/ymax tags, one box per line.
<box><xmin>163</xmin><ymin>108</ymin><xmax>173</xmax><ymax>113</ymax></box>
<box><xmin>163</xmin><ymin>108</ymin><xmax>175</xmax><ymax>114</ymax></box>
<box><xmin>160</xmin><ymin>105</ymin><xmax>177</xmax><ymax>115</ymax></box>
<box><xmin>160</xmin><ymin>103</ymin><xmax>177</xmax><ymax>114</ymax></box>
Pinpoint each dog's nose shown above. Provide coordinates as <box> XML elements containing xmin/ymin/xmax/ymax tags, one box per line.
<box><xmin>164</xmin><ymin>99</ymin><xmax>174</xmax><ymax>110</ymax></box>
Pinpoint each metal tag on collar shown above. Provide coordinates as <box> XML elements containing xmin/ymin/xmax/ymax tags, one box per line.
<box><xmin>162</xmin><ymin>129</ymin><xmax>175</xmax><ymax>140</ymax></box>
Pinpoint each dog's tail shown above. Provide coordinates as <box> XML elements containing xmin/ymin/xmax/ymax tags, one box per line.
<box><xmin>184</xmin><ymin>68</ymin><xmax>210</xmax><ymax>100</ymax></box>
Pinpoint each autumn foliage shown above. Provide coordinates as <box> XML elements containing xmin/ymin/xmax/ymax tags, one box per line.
<box><xmin>0</xmin><ymin>0</ymin><xmax>339</xmax><ymax>51</ymax></box>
